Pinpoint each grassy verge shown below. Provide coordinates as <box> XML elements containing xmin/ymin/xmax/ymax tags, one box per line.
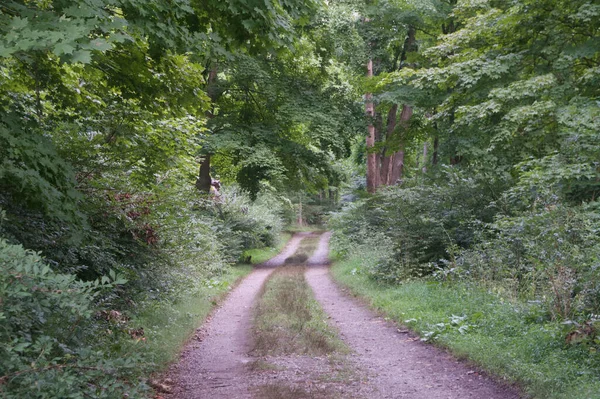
<box><xmin>133</xmin><ymin>264</ymin><xmax>252</xmax><ymax>370</ymax></box>
<box><xmin>330</xmin><ymin>256</ymin><xmax>600</xmax><ymax>399</ymax></box>
<box><xmin>243</xmin><ymin>231</ymin><xmax>292</xmax><ymax>265</ymax></box>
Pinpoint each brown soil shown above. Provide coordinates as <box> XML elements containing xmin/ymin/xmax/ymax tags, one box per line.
<box><xmin>165</xmin><ymin>232</ymin><xmax>521</xmax><ymax>399</ymax></box>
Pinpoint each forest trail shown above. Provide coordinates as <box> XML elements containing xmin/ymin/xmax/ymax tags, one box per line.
<box><xmin>165</xmin><ymin>232</ymin><xmax>520</xmax><ymax>399</ymax></box>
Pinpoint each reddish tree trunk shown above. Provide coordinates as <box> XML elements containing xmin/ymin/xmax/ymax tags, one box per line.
<box><xmin>381</xmin><ymin>27</ymin><xmax>416</xmax><ymax>186</ymax></box>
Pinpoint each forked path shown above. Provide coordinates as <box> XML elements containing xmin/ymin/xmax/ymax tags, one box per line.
<box><xmin>305</xmin><ymin>232</ymin><xmax>520</xmax><ymax>399</ymax></box>
<box><xmin>165</xmin><ymin>232</ymin><xmax>311</xmax><ymax>399</ymax></box>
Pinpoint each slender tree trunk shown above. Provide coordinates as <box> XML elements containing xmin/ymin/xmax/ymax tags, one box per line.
<box><xmin>32</xmin><ymin>59</ymin><xmax>44</xmax><ymax>123</ymax></box>
<box><xmin>196</xmin><ymin>65</ymin><xmax>219</xmax><ymax>192</ymax></box>
<box><xmin>432</xmin><ymin>136</ymin><xmax>439</xmax><ymax>165</ymax></box>
<box><xmin>380</xmin><ymin>104</ymin><xmax>398</xmax><ymax>185</ymax></box>
<box><xmin>448</xmin><ymin>109</ymin><xmax>462</xmax><ymax>165</ymax></box>
<box><xmin>389</xmin><ymin>105</ymin><xmax>412</xmax><ymax>184</ymax></box>
<box><xmin>297</xmin><ymin>194</ymin><xmax>303</xmax><ymax>226</ymax></box>
<box><xmin>422</xmin><ymin>142</ymin><xmax>428</xmax><ymax>173</ymax></box>
<box><xmin>366</xmin><ymin>58</ymin><xmax>379</xmax><ymax>193</ymax></box>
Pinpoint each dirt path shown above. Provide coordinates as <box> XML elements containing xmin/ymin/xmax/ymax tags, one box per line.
<box><xmin>305</xmin><ymin>232</ymin><xmax>520</xmax><ymax>399</ymax></box>
<box><xmin>166</xmin><ymin>231</ymin><xmax>520</xmax><ymax>399</ymax></box>
<box><xmin>165</xmin><ymin>232</ymin><xmax>310</xmax><ymax>399</ymax></box>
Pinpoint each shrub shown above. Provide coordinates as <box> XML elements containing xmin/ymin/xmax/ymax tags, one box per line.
<box><xmin>190</xmin><ymin>186</ymin><xmax>285</xmax><ymax>263</ymax></box>
<box><xmin>330</xmin><ymin>167</ymin><xmax>506</xmax><ymax>282</ymax></box>
<box><xmin>458</xmin><ymin>201</ymin><xmax>600</xmax><ymax>319</ymax></box>
<box><xmin>0</xmin><ymin>239</ymin><xmax>148</xmax><ymax>398</ymax></box>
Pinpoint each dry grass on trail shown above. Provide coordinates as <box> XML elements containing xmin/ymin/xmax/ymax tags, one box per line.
<box><xmin>247</xmin><ymin>359</ymin><xmax>283</xmax><ymax>372</ymax></box>
<box><xmin>252</xmin><ymin>266</ymin><xmax>346</xmax><ymax>356</ymax></box>
<box><xmin>252</xmin><ymin>235</ymin><xmax>346</xmax><ymax>356</ymax></box>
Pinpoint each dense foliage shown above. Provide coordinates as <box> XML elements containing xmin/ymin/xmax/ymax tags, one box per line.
<box><xmin>0</xmin><ymin>238</ymin><xmax>146</xmax><ymax>398</ymax></box>
<box><xmin>1</xmin><ymin>0</ymin><xmax>599</xmax><ymax>396</ymax></box>
<box><xmin>331</xmin><ymin>0</ymin><xmax>600</xmax><ymax>325</ymax></box>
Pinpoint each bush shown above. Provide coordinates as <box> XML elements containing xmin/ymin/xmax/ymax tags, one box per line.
<box><xmin>1</xmin><ymin>178</ymin><xmax>287</xmax><ymax>307</ymax></box>
<box><xmin>190</xmin><ymin>186</ymin><xmax>285</xmax><ymax>263</ymax></box>
<box><xmin>458</xmin><ymin>201</ymin><xmax>600</xmax><ymax>319</ymax></box>
<box><xmin>330</xmin><ymin>167</ymin><xmax>505</xmax><ymax>282</ymax></box>
<box><xmin>0</xmin><ymin>239</ymin><xmax>148</xmax><ymax>398</ymax></box>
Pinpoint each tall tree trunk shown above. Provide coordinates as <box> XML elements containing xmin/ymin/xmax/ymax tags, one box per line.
<box><xmin>382</xmin><ymin>26</ymin><xmax>416</xmax><ymax>186</ymax></box>
<box><xmin>366</xmin><ymin>58</ymin><xmax>379</xmax><ymax>193</ymax></box>
<box><xmin>432</xmin><ymin>136</ymin><xmax>439</xmax><ymax>165</ymax></box>
<box><xmin>196</xmin><ymin>154</ymin><xmax>212</xmax><ymax>192</ymax></box>
<box><xmin>196</xmin><ymin>65</ymin><xmax>219</xmax><ymax>193</ymax></box>
<box><xmin>380</xmin><ymin>104</ymin><xmax>398</xmax><ymax>185</ymax></box>
<box><xmin>422</xmin><ymin>142</ymin><xmax>428</xmax><ymax>173</ymax></box>
<box><xmin>389</xmin><ymin>105</ymin><xmax>412</xmax><ymax>184</ymax></box>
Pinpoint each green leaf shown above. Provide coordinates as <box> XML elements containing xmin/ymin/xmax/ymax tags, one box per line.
<box><xmin>70</xmin><ymin>50</ymin><xmax>92</xmax><ymax>64</ymax></box>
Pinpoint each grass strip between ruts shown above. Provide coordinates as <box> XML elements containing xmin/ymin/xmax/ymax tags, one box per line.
<box><xmin>252</xmin><ymin>236</ymin><xmax>346</xmax><ymax>356</ymax></box>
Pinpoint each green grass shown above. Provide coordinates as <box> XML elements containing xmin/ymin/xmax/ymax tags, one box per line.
<box><xmin>330</xmin><ymin>256</ymin><xmax>600</xmax><ymax>399</ymax></box>
<box><xmin>243</xmin><ymin>232</ymin><xmax>293</xmax><ymax>265</ymax></box>
<box><xmin>132</xmin><ymin>264</ymin><xmax>253</xmax><ymax>370</ymax></box>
